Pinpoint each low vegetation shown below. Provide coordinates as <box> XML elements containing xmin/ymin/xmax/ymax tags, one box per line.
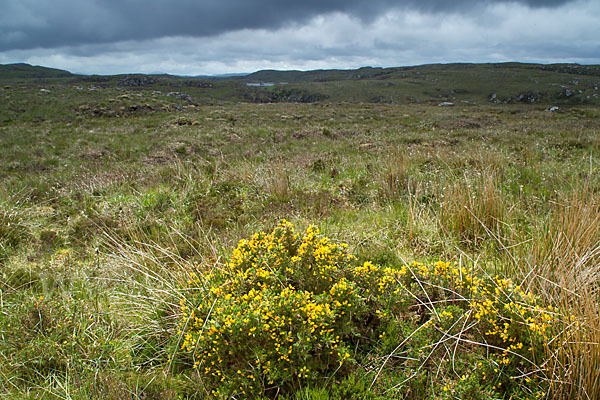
<box><xmin>0</xmin><ymin>64</ymin><xmax>599</xmax><ymax>398</ymax></box>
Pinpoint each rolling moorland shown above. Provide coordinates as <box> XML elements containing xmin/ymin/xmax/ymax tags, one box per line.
<box><xmin>1</xmin><ymin>62</ymin><xmax>599</xmax><ymax>399</ymax></box>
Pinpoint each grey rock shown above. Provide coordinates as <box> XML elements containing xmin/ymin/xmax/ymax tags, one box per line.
<box><xmin>119</xmin><ymin>76</ymin><xmax>156</xmax><ymax>87</ymax></box>
<box><xmin>504</xmin><ymin>91</ymin><xmax>543</xmax><ymax>104</ymax></box>
<box><xmin>167</xmin><ymin>92</ymin><xmax>194</xmax><ymax>104</ymax></box>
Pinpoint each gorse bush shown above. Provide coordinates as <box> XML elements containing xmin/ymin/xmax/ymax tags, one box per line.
<box><xmin>173</xmin><ymin>221</ymin><xmax>562</xmax><ymax>398</ymax></box>
<box><xmin>407</xmin><ymin>261</ymin><xmax>559</xmax><ymax>397</ymax></box>
<box><xmin>174</xmin><ymin>220</ymin><xmax>407</xmax><ymax>397</ymax></box>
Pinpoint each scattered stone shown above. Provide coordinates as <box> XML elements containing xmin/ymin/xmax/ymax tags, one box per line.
<box><xmin>167</xmin><ymin>92</ymin><xmax>194</xmax><ymax>103</ymax></box>
<box><xmin>548</xmin><ymin>106</ymin><xmax>562</xmax><ymax>113</ymax></box>
<box><xmin>39</xmin><ymin>88</ymin><xmax>50</xmax><ymax>93</ymax></box>
<box><xmin>119</xmin><ymin>75</ymin><xmax>156</xmax><ymax>87</ymax></box>
<box><xmin>77</xmin><ymin>103</ymin><xmax>155</xmax><ymax>117</ymax></box>
<box><xmin>437</xmin><ymin>102</ymin><xmax>454</xmax><ymax>107</ymax></box>
<box><xmin>179</xmin><ymin>80</ymin><xmax>214</xmax><ymax>88</ymax></box>
<box><xmin>244</xmin><ymin>88</ymin><xmax>327</xmax><ymax>103</ymax></box>
<box><xmin>504</xmin><ymin>91</ymin><xmax>543</xmax><ymax>104</ymax></box>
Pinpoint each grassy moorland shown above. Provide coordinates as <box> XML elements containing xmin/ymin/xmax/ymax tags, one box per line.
<box><xmin>0</xmin><ymin>63</ymin><xmax>599</xmax><ymax>399</ymax></box>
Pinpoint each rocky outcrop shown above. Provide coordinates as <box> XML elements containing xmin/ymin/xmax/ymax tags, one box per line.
<box><xmin>503</xmin><ymin>91</ymin><xmax>544</xmax><ymax>104</ymax></box>
<box><xmin>167</xmin><ymin>92</ymin><xmax>194</xmax><ymax>104</ymax></box>
<box><xmin>179</xmin><ymin>80</ymin><xmax>214</xmax><ymax>88</ymax></box>
<box><xmin>119</xmin><ymin>76</ymin><xmax>157</xmax><ymax>87</ymax></box>
<box><xmin>245</xmin><ymin>88</ymin><xmax>328</xmax><ymax>103</ymax></box>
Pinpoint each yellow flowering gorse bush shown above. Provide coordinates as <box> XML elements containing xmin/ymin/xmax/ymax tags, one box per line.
<box><xmin>173</xmin><ymin>221</ymin><xmax>559</xmax><ymax>398</ymax></box>
<box><xmin>174</xmin><ymin>220</ymin><xmax>407</xmax><ymax>396</ymax></box>
<box><xmin>387</xmin><ymin>260</ymin><xmax>561</xmax><ymax>398</ymax></box>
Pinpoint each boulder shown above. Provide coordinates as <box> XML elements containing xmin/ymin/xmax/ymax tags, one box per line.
<box><xmin>167</xmin><ymin>92</ymin><xmax>194</xmax><ymax>104</ymax></box>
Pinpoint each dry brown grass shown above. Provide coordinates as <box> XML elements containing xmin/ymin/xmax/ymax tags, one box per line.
<box><xmin>511</xmin><ymin>185</ymin><xmax>600</xmax><ymax>399</ymax></box>
<box><xmin>439</xmin><ymin>170</ymin><xmax>507</xmax><ymax>246</ymax></box>
<box><xmin>547</xmin><ymin>289</ymin><xmax>600</xmax><ymax>400</ymax></box>
<box><xmin>525</xmin><ymin>188</ymin><xmax>600</xmax><ymax>298</ymax></box>
<box><xmin>380</xmin><ymin>148</ymin><xmax>410</xmax><ymax>199</ymax></box>
<box><xmin>268</xmin><ymin>166</ymin><xmax>292</xmax><ymax>201</ymax></box>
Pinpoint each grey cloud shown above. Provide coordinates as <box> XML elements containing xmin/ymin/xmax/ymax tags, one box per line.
<box><xmin>1</xmin><ymin>0</ymin><xmax>577</xmax><ymax>51</ymax></box>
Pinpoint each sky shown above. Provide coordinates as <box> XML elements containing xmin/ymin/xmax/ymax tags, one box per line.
<box><xmin>1</xmin><ymin>0</ymin><xmax>599</xmax><ymax>76</ymax></box>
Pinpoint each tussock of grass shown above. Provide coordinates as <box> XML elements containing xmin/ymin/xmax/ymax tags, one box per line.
<box><xmin>0</xmin><ymin>201</ymin><xmax>30</xmax><ymax>262</ymax></box>
<box><xmin>509</xmin><ymin>185</ymin><xmax>600</xmax><ymax>399</ymax></box>
<box><xmin>439</xmin><ymin>170</ymin><xmax>508</xmax><ymax>246</ymax></box>
<box><xmin>268</xmin><ymin>167</ymin><xmax>292</xmax><ymax>202</ymax></box>
<box><xmin>380</xmin><ymin>148</ymin><xmax>410</xmax><ymax>199</ymax></box>
<box><xmin>527</xmin><ymin>186</ymin><xmax>600</xmax><ymax>297</ymax></box>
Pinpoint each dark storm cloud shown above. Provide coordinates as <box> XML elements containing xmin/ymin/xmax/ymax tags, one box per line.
<box><xmin>0</xmin><ymin>0</ymin><xmax>576</xmax><ymax>51</ymax></box>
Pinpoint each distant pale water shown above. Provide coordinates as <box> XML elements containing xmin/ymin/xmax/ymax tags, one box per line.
<box><xmin>246</xmin><ymin>82</ymin><xmax>288</xmax><ymax>87</ymax></box>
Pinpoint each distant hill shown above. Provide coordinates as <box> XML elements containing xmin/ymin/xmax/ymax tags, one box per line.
<box><xmin>240</xmin><ymin>63</ymin><xmax>600</xmax><ymax>83</ymax></box>
<box><xmin>1</xmin><ymin>62</ymin><xmax>599</xmax><ymax>105</ymax></box>
<box><xmin>238</xmin><ymin>66</ymin><xmax>415</xmax><ymax>83</ymax></box>
<box><xmin>0</xmin><ymin>63</ymin><xmax>73</xmax><ymax>79</ymax></box>
<box><xmin>235</xmin><ymin>63</ymin><xmax>600</xmax><ymax>105</ymax></box>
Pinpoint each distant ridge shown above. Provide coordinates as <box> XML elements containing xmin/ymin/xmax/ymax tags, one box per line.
<box><xmin>238</xmin><ymin>63</ymin><xmax>600</xmax><ymax>83</ymax></box>
<box><xmin>1</xmin><ymin>62</ymin><xmax>598</xmax><ymax>105</ymax></box>
<box><xmin>0</xmin><ymin>63</ymin><xmax>73</xmax><ymax>79</ymax></box>
<box><xmin>3</xmin><ymin>62</ymin><xmax>600</xmax><ymax>82</ymax></box>
<box><xmin>191</xmin><ymin>72</ymin><xmax>249</xmax><ymax>79</ymax></box>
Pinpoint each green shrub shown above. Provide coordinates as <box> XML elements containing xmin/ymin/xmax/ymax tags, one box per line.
<box><xmin>172</xmin><ymin>221</ymin><xmax>562</xmax><ymax>398</ymax></box>
<box><xmin>173</xmin><ymin>220</ymin><xmax>406</xmax><ymax>397</ymax></box>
